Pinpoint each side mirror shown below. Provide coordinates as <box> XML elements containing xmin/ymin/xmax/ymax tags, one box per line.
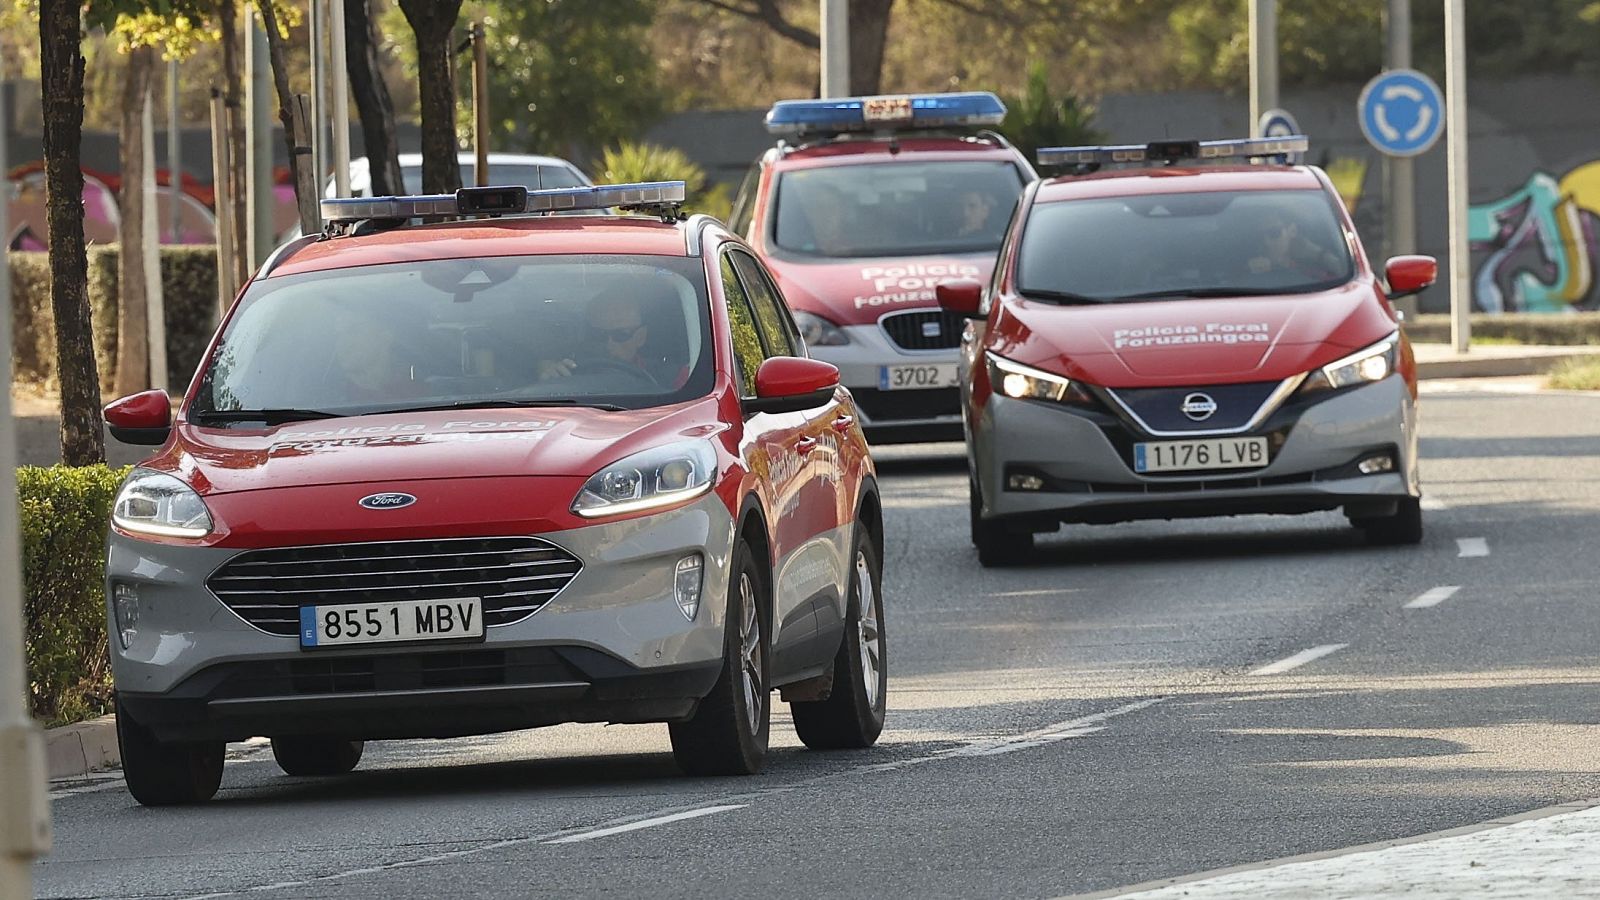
<box><xmin>1385</xmin><ymin>255</ymin><xmax>1437</xmax><ymax>299</ymax></box>
<box><xmin>936</xmin><ymin>278</ymin><xmax>985</xmax><ymax>319</ymax></box>
<box><xmin>104</xmin><ymin>390</ymin><xmax>172</xmax><ymax>445</ymax></box>
<box><xmin>744</xmin><ymin>357</ymin><xmax>840</xmax><ymax>415</ymax></box>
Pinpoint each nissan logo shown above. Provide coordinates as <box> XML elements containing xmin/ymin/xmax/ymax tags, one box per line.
<box><xmin>358</xmin><ymin>492</ymin><xmax>417</xmax><ymax>510</ymax></box>
<box><xmin>1180</xmin><ymin>392</ymin><xmax>1219</xmax><ymax>422</ymax></box>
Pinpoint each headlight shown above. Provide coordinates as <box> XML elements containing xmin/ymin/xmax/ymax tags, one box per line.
<box><xmin>572</xmin><ymin>440</ymin><xmax>718</xmax><ymax>518</ymax></box>
<box><xmin>111</xmin><ymin>468</ymin><xmax>213</xmax><ymax>539</ymax></box>
<box><xmin>793</xmin><ymin>310</ymin><xmax>849</xmax><ymax>347</ymax></box>
<box><xmin>1303</xmin><ymin>335</ymin><xmax>1399</xmax><ymax>393</ymax></box>
<box><xmin>987</xmin><ymin>352</ymin><xmax>1075</xmax><ymax>403</ymax></box>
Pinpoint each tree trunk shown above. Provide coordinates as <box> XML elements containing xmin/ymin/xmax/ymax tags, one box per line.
<box><xmin>115</xmin><ymin>46</ymin><xmax>156</xmax><ymax>398</ymax></box>
<box><xmin>398</xmin><ymin>0</ymin><xmax>464</xmax><ymax>194</ymax></box>
<box><xmin>255</xmin><ymin>0</ymin><xmax>303</xmax><ymax>199</ymax></box>
<box><xmin>219</xmin><ymin>0</ymin><xmax>250</xmax><ymax>291</ymax></box>
<box><xmin>345</xmin><ymin>0</ymin><xmax>405</xmax><ymax>196</ymax></box>
<box><xmin>38</xmin><ymin>0</ymin><xmax>105</xmax><ymax>466</ymax></box>
<box><xmin>849</xmin><ymin>0</ymin><xmax>895</xmax><ymax>96</ymax></box>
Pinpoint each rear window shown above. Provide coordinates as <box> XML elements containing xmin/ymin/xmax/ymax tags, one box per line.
<box><xmin>772</xmin><ymin>160</ymin><xmax>1024</xmax><ymax>258</ymax></box>
<box><xmin>1016</xmin><ymin>188</ymin><xmax>1354</xmax><ymax>302</ymax></box>
<box><xmin>400</xmin><ymin>163</ymin><xmax>588</xmax><ymax>194</ymax></box>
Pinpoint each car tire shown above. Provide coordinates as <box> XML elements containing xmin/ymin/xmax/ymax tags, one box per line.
<box><xmin>1355</xmin><ymin>496</ymin><xmax>1424</xmax><ymax>546</ymax></box>
<box><xmin>271</xmin><ymin>736</ymin><xmax>365</xmax><ymax>777</ymax></box>
<box><xmin>670</xmin><ymin>537</ymin><xmax>770</xmax><ymax>776</ymax></box>
<box><xmin>970</xmin><ymin>475</ymin><xmax>1032</xmax><ymax>567</ymax></box>
<box><xmin>791</xmin><ymin>528</ymin><xmax>887</xmax><ymax>750</ymax></box>
<box><xmin>116</xmin><ymin>695</ymin><xmax>224</xmax><ymax>806</ymax></box>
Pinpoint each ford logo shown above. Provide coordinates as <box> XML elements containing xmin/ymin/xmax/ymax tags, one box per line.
<box><xmin>358</xmin><ymin>492</ymin><xmax>417</xmax><ymax>510</ymax></box>
<box><xmin>1180</xmin><ymin>392</ymin><xmax>1219</xmax><ymax>422</ymax></box>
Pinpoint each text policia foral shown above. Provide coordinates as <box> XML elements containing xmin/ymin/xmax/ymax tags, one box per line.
<box><xmin>1112</xmin><ymin>322</ymin><xmax>1272</xmax><ymax>350</ymax></box>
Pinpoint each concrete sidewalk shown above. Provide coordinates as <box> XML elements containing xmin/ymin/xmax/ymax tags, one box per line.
<box><xmin>1075</xmin><ymin>799</ymin><xmax>1600</xmax><ymax>899</ymax></box>
<box><xmin>1412</xmin><ymin>342</ymin><xmax>1600</xmax><ymax>379</ymax></box>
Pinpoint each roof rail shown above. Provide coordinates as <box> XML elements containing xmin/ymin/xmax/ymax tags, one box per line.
<box><xmin>256</xmin><ymin>233</ymin><xmax>321</xmax><ymax>278</ymax></box>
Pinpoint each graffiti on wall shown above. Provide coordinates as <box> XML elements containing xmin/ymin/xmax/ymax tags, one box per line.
<box><xmin>1468</xmin><ymin>162</ymin><xmax>1600</xmax><ymax>312</ymax></box>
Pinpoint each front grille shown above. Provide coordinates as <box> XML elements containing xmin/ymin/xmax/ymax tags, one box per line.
<box><xmin>1105</xmin><ymin>381</ymin><xmax>1287</xmax><ymax>434</ymax></box>
<box><xmin>852</xmin><ymin>387</ymin><xmax>960</xmax><ymax>423</ymax></box>
<box><xmin>880</xmin><ymin>309</ymin><xmax>965</xmax><ymax>350</ymax></box>
<box><xmin>208</xmin><ymin>537</ymin><xmax>583</xmax><ymax>637</ymax></box>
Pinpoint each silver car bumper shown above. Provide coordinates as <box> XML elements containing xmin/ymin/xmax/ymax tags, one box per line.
<box><xmin>974</xmin><ymin>373</ymin><xmax>1419</xmax><ymax>525</ymax></box>
<box><xmin>809</xmin><ymin>322</ymin><xmax>962</xmax><ymax>442</ymax></box>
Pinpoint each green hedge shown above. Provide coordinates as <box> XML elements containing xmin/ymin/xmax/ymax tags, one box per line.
<box><xmin>8</xmin><ymin>246</ymin><xmax>219</xmax><ymax>393</ymax></box>
<box><xmin>20</xmin><ymin>464</ymin><xmax>128</xmax><ymax>726</ymax></box>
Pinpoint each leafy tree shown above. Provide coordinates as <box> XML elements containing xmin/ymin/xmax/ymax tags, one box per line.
<box><xmin>997</xmin><ymin>61</ymin><xmax>1105</xmax><ymax>162</ymax></box>
<box><xmin>682</xmin><ymin>0</ymin><xmax>895</xmax><ymax>94</ymax></box>
<box><xmin>594</xmin><ymin>141</ymin><xmax>732</xmax><ymax>219</ymax></box>
<box><xmin>344</xmin><ymin>0</ymin><xmax>403</xmax><ymax>197</ymax></box>
<box><xmin>475</xmin><ymin>0</ymin><xmax>663</xmax><ymax>162</ymax></box>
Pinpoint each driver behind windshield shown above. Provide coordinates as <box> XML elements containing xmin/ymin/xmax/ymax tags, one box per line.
<box><xmin>1246</xmin><ymin>208</ymin><xmax>1343</xmax><ymax>280</ymax></box>
<box><xmin>539</xmin><ymin>288</ymin><xmax>688</xmax><ymax>388</ymax></box>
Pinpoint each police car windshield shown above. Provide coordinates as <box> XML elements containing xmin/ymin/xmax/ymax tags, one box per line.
<box><xmin>773</xmin><ymin>160</ymin><xmax>1023</xmax><ymax>258</ymax></box>
<box><xmin>1017</xmin><ymin>188</ymin><xmax>1355</xmax><ymax>302</ymax></box>
<box><xmin>192</xmin><ymin>254</ymin><xmax>714</xmax><ymax>419</ymax></box>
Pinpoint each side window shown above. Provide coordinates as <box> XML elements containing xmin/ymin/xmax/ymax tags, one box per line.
<box><xmin>727</xmin><ymin>162</ymin><xmax>762</xmax><ymax>238</ymax></box>
<box><xmin>729</xmin><ymin>251</ymin><xmax>800</xmax><ymax>358</ymax></box>
<box><xmin>720</xmin><ymin>253</ymin><xmax>764</xmax><ymax>397</ymax></box>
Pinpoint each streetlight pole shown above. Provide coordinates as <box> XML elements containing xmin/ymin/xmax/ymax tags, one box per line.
<box><xmin>820</xmin><ymin>0</ymin><xmax>849</xmax><ymax>98</ymax></box>
<box><xmin>329</xmin><ymin>0</ymin><xmax>351</xmax><ymax>197</ymax></box>
<box><xmin>1445</xmin><ymin>0</ymin><xmax>1471</xmax><ymax>352</ymax></box>
<box><xmin>1248</xmin><ymin>0</ymin><xmax>1278</xmax><ymax>136</ymax></box>
<box><xmin>0</xmin><ymin>83</ymin><xmax>54</xmax><ymax>900</ymax></box>
<box><xmin>1385</xmin><ymin>0</ymin><xmax>1417</xmax><ymax>271</ymax></box>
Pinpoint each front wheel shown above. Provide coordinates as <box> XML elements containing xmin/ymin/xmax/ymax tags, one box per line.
<box><xmin>1354</xmin><ymin>496</ymin><xmax>1424</xmax><ymax>546</ymax></box>
<box><xmin>970</xmin><ymin>475</ymin><xmax>1033</xmax><ymax>567</ymax></box>
<box><xmin>791</xmin><ymin>529</ymin><xmax>887</xmax><ymax>749</ymax></box>
<box><xmin>271</xmin><ymin>736</ymin><xmax>365</xmax><ymax>777</ymax></box>
<box><xmin>670</xmin><ymin>537</ymin><xmax>770</xmax><ymax>775</ymax></box>
<box><xmin>116</xmin><ymin>695</ymin><xmax>224</xmax><ymax>806</ymax></box>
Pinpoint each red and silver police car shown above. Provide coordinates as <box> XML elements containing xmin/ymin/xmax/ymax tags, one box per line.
<box><xmin>941</xmin><ymin>138</ymin><xmax>1436</xmax><ymax>566</ymax></box>
<box><xmin>729</xmin><ymin>92</ymin><xmax>1036</xmax><ymax>443</ymax></box>
<box><xmin>101</xmin><ymin>182</ymin><xmax>887</xmax><ymax>804</ymax></box>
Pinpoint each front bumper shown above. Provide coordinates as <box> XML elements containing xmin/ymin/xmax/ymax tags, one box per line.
<box><xmin>973</xmin><ymin>373</ymin><xmax>1419</xmax><ymax>527</ymax></box>
<box><xmin>108</xmin><ymin>493</ymin><xmax>736</xmax><ymax>742</ymax></box>
<box><xmin>811</xmin><ymin>322</ymin><xmax>962</xmax><ymax>442</ymax></box>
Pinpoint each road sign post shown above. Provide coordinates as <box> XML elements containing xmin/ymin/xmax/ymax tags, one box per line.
<box><xmin>1248</xmin><ymin>0</ymin><xmax>1278</xmax><ymax>136</ymax></box>
<box><xmin>1384</xmin><ymin>0</ymin><xmax>1418</xmax><ymax>319</ymax></box>
<box><xmin>820</xmin><ymin>0</ymin><xmax>848</xmax><ymax>98</ymax></box>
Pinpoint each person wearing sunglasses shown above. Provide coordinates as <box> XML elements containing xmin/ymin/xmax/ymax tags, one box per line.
<box><xmin>1245</xmin><ymin>209</ymin><xmax>1341</xmax><ymax>282</ymax></box>
<box><xmin>539</xmin><ymin>289</ymin><xmax>685</xmax><ymax>388</ymax></box>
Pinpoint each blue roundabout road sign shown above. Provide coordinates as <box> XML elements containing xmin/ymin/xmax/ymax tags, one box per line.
<box><xmin>1358</xmin><ymin>69</ymin><xmax>1444</xmax><ymax>157</ymax></box>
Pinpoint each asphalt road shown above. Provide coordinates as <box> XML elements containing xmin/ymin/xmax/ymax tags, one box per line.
<box><xmin>33</xmin><ymin>383</ymin><xmax>1600</xmax><ymax>899</ymax></box>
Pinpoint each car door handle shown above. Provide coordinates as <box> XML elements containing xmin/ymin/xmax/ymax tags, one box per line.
<box><xmin>795</xmin><ymin>436</ymin><xmax>820</xmax><ymax>454</ymax></box>
<box><xmin>831</xmin><ymin>415</ymin><xmax>855</xmax><ymax>432</ymax></box>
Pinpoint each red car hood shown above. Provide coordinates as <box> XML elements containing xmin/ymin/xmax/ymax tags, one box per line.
<box><xmin>998</xmin><ymin>283</ymin><xmax>1398</xmax><ymax>388</ymax></box>
<box><xmin>153</xmin><ymin>402</ymin><xmax>714</xmax><ymax>496</ymax></box>
<box><xmin>766</xmin><ymin>252</ymin><xmax>996</xmax><ymax>326</ymax></box>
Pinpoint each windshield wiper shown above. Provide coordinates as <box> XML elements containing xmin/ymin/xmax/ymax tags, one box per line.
<box><xmin>375</xmin><ymin>398</ymin><xmax>627</xmax><ymax>415</ymax></box>
<box><xmin>191</xmin><ymin>408</ymin><xmax>344</xmax><ymax>425</ymax></box>
<box><xmin>1118</xmin><ymin>286</ymin><xmax>1304</xmax><ymax>300</ymax></box>
<box><xmin>1018</xmin><ymin>288</ymin><xmax>1106</xmax><ymax>305</ymax></box>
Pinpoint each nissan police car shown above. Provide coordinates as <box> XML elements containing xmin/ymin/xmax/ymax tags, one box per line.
<box><xmin>940</xmin><ymin>137</ymin><xmax>1436</xmax><ymax>566</ymax></box>
<box><xmin>728</xmin><ymin>92</ymin><xmax>1036</xmax><ymax>443</ymax></box>
<box><xmin>101</xmin><ymin>181</ymin><xmax>887</xmax><ymax>804</ymax></box>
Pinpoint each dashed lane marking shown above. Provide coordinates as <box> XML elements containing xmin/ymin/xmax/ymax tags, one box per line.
<box><xmin>1249</xmin><ymin>644</ymin><xmax>1349</xmax><ymax>677</ymax></box>
<box><xmin>1405</xmin><ymin>585</ymin><xmax>1461</xmax><ymax>609</ymax></box>
<box><xmin>543</xmin><ymin>805</ymin><xmax>745</xmax><ymax>844</ymax></box>
<box><xmin>1457</xmin><ymin>537</ymin><xmax>1490</xmax><ymax>558</ymax></box>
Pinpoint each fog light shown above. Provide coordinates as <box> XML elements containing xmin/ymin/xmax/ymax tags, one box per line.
<box><xmin>113</xmin><ymin>582</ymin><xmax>140</xmax><ymax>650</ymax></box>
<box><xmin>1007</xmin><ymin>473</ymin><xmax>1045</xmax><ymax>491</ymax></box>
<box><xmin>674</xmin><ymin>554</ymin><xmax>704</xmax><ymax>621</ymax></box>
<box><xmin>1358</xmin><ymin>454</ymin><xmax>1396</xmax><ymax>474</ymax></box>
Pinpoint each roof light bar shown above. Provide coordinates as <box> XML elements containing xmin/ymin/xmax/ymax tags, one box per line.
<box><xmin>319</xmin><ymin>181</ymin><xmax>687</xmax><ymax>227</ymax></box>
<box><xmin>765</xmin><ymin>91</ymin><xmax>1006</xmax><ymax>136</ymax></box>
<box><xmin>1036</xmin><ymin>136</ymin><xmax>1310</xmax><ymax>168</ymax></box>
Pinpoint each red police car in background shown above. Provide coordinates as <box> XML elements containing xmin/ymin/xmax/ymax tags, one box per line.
<box><xmin>100</xmin><ymin>182</ymin><xmax>887</xmax><ymax>804</ymax></box>
<box><xmin>942</xmin><ymin>137</ymin><xmax>1435</xmax><ymax>566</ymax></box>
<box><xmin>729</xmin><ymin>92</ymin><xmax>1036</xmax><ymax>443</ymax></box>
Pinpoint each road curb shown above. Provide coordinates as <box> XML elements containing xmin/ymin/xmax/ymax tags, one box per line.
<box><xmin>1415</xmin><ymin>348</ymin><xmax>1600</xmax><ymax>379</ymax></box>
<box><xmin>45</xmin><ymin>714</ymin><xmax>119</xmax><ymax>780</ymax></box>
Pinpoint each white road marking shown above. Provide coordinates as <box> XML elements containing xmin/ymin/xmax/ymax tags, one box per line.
<box><xmin>544</xmin><ymin>804</ymin><xmax>745</xmax><ymax>844</ymax></box>
<box><xmin>1420</xmin><ymin>498</ymin><xmax>1448</xmax><ymax>511</ymax></box>
<box><xmin>1457</xmin><ymin>537</ymin><xmax>1490</xmax><ymax>558</ymax></box>
<box><xmin>1405</xmin><ymin>585</ymin><xmax>1461</xmax><ymax>609</ymax></box>
<box><xmin>1249</xmin><ymin>644</ymin><xmax>1349</xmax><ymax>676</ymax></box>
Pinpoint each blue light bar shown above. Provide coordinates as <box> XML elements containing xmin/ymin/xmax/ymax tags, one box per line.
<box><xmin>320</xmin><ymin>181</ymin><xmax>687</xmax><ymax>226</ymax></box>
<box><xmin>1037</xmin><ymin>136</ymin><xmax>1310</xmax><ymax>168</ymax></box>
<box><xmin>765</xmin><ymin>92</ymin><xmax>1007</xmax><ymax>136</ymax></box>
